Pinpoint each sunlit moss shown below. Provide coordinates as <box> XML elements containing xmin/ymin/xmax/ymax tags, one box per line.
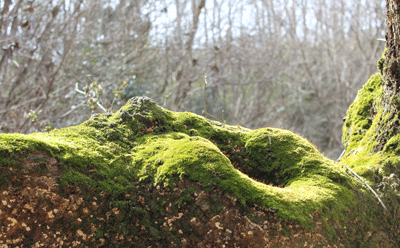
<box><xmin>340</xmin><ymin>73</ymin><xmax>384</xmax><ymax>180</ymax></box>
<box><xmin>0</xmin><ymin>96</ymin><xmax>355</xmax><ymax>227</ymax></box>
<box><xmin>340</xmin><ymin>59</ymin><xmax>400</xmax><ymax>182</ymax></box>
<box><xmin>340</xmin><ymin>48</ymin><xmax>400</xmax><ymax>192</ymax></box>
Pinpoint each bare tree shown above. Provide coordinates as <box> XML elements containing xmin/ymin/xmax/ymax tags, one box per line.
<box><xmin>0</xmin><ymin>0</ymin><xmax>84</xmax><ymax>133</ymax></box>
<box><xmin>0</xmin><ymin>0</ymin><xmax>386</xmax><ymax>158</ymax></box>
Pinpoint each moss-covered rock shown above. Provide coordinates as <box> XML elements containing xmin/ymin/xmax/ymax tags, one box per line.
<box><xmin>0</xmin><ymin>95</ymin><xmax>397</xmax><ymax>247</ymax></box>
<box><xmin>339</xmin><ymin>50</ymin><xmax>400</xmax><ymax>246</ymax></box>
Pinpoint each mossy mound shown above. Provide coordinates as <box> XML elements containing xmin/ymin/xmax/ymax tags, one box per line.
<box><xmin>1</xmin><ymin>96</ymin><xmax>382</xmax><ymax>247</ymax></box>
<box><xmin>0</xmin><ymin>97</ymin><xmax>353</xmax><ymax>223</ymax></box>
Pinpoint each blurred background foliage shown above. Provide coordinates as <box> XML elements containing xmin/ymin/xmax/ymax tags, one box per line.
<box><xmin>0</xmin><ymin>0</ymin><xmax>385</xmax><ymax>158</ymax></box>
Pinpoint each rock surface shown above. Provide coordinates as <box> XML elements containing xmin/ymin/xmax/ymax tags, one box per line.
<box><xmin>0</xmin><ymin>95</ymin><xmax>398</xmax><ymax>247</ymax></box>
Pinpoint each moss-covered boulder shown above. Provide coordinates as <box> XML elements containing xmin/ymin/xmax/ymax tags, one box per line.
<box><xmin>0</xmin><ymin>96</ymin><xmax>397</xmax><ymax>247</ymax></box>
<box><xmin>339</xmin><ymin>71</ymin><xmax>400</xmax><ymax>246</ymax></box>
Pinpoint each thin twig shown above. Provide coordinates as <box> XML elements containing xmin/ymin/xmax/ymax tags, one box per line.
<box><xmin>221</xmin><ymin>110</ymin><xmax>225</xmax><ymax>127</ymax></box>
<box><xmin>203</xmin><ymin>75</ymin><xmax>208</xmax><ymax>118</ymax></box>
<box><xmin>336</xmin><ymin>149</ymin><xmax>387</xmax><ymax>211</ymax></box>
<box><xmin>343</xmin><ymin>164</ymin><xmax>387</xmax><ymax>211</ymax></box>
<box><xmin>337</xmin><ymin>149</ymin><xmax>346</xmax><ymax>162</ymax></box>
<box><xmin>59</xmin><ymin>100</ymin><xmax>86</xmax><ymax>118</ymax></box>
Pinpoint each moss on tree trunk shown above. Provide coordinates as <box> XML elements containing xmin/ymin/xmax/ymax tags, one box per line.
<box><xmin>375</xmin><ymin>0</ymin><xmax>400</xmax><ymax>151</ymax></box>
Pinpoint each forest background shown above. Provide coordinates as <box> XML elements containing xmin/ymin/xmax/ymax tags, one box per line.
<box><xmin>0</xmin><ymin>0</ymin><xmax>386</xmax><ymax>159</ymax></box>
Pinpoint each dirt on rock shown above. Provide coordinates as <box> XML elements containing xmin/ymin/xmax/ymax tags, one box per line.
<box><xmin>0</xmin><ymin>151</ymin><xmax>345</xmax><ymax>248</ymax></box>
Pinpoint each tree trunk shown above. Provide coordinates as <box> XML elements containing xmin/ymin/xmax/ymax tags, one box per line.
<box><xmin>376</xmin><ymin>0</ymin><xmax>400</xmax><ymax>151</ymax></box>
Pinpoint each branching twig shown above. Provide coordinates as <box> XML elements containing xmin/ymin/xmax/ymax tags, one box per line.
<box><xmin>75</xmin><ymin>83</ymin><xmax>107</xmax><ymax>112</ymax></box>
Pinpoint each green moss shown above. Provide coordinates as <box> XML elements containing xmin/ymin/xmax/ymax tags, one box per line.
<box><xmin>95</xmin><ymin>229</ymin><xmax>104</xmax><ymax>238</ymax></box>
<box><xmin>340</xmin><ymin>56</ymin><xmax>400</xmax><ymax>182</ymax></box>
<box><xmin>0</xmin><ymin>96</ymin><xmax>355</xmax><ymax>228</ymax></box>
<box><xmin>175</xmin><ymin>188</ymin><xmax>195</xmax><ymax>208</ymax></box>
<box><xmin>377</xmin><ymin>48</ymin><xmax>386</xmax><ymax>73</ymax></box>
<box><xmin>340</xmin><ymin>73</ymin><xmax>384</xmax><ymax>180</ymax></box>
<box><xmin>338</xmin><ymin>51</ymin><xmax>400</xmax><ymax>245</ymax></box>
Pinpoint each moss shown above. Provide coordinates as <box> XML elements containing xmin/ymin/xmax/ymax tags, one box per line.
<box><xmin>0</xmin><ymin>96</ymin><xmax>355</xmax><ymax>229</ymax></box>
<box><xmin>340</xmin><ymin>55</ymin><xmax>400</xmax><ymax>182</ymax></box>
<box><xmin>175</xmin><ymin>187</ymin><xmax>196</xmax><ymax>208</ymax></box>
<box><xmin>340</xmin><ymin>73</ymin><xmax>384</xmax><ymax>180</ymax></box>
<box><xmin>377</xmin><ymin>48</ymin><xmax>387</xmax><ymax>74</ymax></box>
<box><xmin>337</xmin><ymin>49</ymin><xmax>400</xmax><ymax>245</ymax></box>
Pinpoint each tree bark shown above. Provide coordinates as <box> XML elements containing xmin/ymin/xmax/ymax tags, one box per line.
<box><xmin>375</xmin><ymin>0</ymin><xmax>400</xmax><ymax>151</ymax></box>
